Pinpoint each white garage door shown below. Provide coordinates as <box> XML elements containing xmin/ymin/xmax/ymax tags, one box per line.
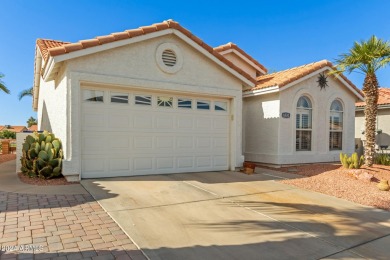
<box><xmin>81</xmin><ymin>88</ymin><xmax>230</xmax><ymax>178</ymax></box>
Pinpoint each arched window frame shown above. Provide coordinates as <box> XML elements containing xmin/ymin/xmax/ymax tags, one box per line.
<box><xmin>329</xmin><ymin>100</ymin><xmax>343</xmax><ymax>150</ymax></box>
<box><xmin>296</xmin><ymin>96</ymin><xmax>312</xmax><ymax>151</ymax></box>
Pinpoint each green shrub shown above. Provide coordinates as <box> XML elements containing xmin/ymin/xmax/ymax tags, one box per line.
<box><xmin>0</xmin><ymin>130</ymin><xmax>16</xmax><ymax>139</ymax></box>
<box><xmin>20</xmin><ymin>131</ymin><xmax>63</xmax><ymax>179</ymax></box>
<box><xmin>374</xmin><ymin>153</ymin><xmax>390</xmax><ymax>166</ymax></box>
<box><xmin>340</xmin><ymin>152</ymin><xmax>364</xmax><ymax>169</ymax></box>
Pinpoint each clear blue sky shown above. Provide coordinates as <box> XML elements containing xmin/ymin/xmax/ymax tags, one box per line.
<box><xmin>1</xmin><ymin>0</ymin><xmax>390</xmax><ymax>126</ymax></box>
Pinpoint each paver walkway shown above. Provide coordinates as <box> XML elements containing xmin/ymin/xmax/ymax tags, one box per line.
<box><xmin>0</xmin><ymin>160</ymin><xmax>147</xmax><ymax>259</ymax></box>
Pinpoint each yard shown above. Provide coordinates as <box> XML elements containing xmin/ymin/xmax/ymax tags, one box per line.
<box><xmin>258</xmin><ymin>163</ymin><xmax>390</xmax><ymax>211</ymax></box>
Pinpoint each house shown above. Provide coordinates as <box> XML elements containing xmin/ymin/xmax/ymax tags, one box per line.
<box><xmin>28</xmin><ymin>125</ymin><xmax>38</xmax><ymax>132</ymax></box>
<box><xmin>355</xmin><ymin>88</ymin><xmax>390</xmax><ymax>155</ymax></box>
<box><xmin>243</xmin><ymin>60</ymin><xmax>363</xmax><ymax>165</ymax></box>
<box><xmin>32</xmin><ymin>20</ymin><xmax>361</xmax><ymax>180</ymax></box>
<box><xmin>0</xmin><ymin>125</ymin><xmax>28</xmax><ymax>133</ymax></box>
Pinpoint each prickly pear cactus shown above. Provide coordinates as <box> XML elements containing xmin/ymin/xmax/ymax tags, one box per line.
<box><xmin>20</xmin><ymin>131</ymin><xmax>63</xmax><ymax>179</ymax></box>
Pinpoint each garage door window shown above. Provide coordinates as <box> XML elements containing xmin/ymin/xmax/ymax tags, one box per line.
<box><xmin>111</xmin><ymin>92</ymin><xmax>129</xmax><ymax>104</ymax></box>
<box><xmin>197</xmin><ymin>100</ymin><xmax>210</xmax><ymax>110</ymax></box>
<box><xmin>83</xmin><ymin>90</ymin><xmax>104</xmax><ymax>102</ymax></box>
<box><xmin>157</xmin><ymin>96</ymin><xmax>173</xmax><ymax>108</ymax></box>
<box><xmin>135</xmin><ymin>95</ymin><xmax>152</xmax><ymax>106</ymax></box>
<box><xmin>215</xmin><ymin>101</ymin><xmax>227</xmax><ymax>111</ymax></box>
<box><xmin>178</xmin><ymin>98</ymin><xmax>192</xmax><ymax>109</ymax></box>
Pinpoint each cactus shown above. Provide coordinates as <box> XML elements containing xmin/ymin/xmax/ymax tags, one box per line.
<box><xmin>339</xmin><ymin>152</ymin><xmax>364</xmax><ymax>169</ymax></box>
<box><xmin>20</xmin><ymin>131</ymin><xmax>63</xmax><ymax>179</ymax></box>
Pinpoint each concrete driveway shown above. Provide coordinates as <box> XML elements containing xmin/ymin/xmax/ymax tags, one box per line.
<box><xmin>81</xmin><ymin>170</ymin><xmax>390</xmax><ymax>260</ymax></box>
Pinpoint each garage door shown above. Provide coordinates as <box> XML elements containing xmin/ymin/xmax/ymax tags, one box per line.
<box><xmin>81</xmin><ymin>88</ymin><xmax>230</xmax><ymax>178</ymax></box>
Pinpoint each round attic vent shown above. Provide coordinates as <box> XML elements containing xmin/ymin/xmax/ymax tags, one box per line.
<box><xmin>162</xmin><ymin>49</ymin><xmax>177</xmax><ymax>67</ymax></box>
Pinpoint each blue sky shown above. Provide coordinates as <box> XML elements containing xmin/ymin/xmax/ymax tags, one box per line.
<box><xmin>1</xmin><ymin>0</ymin><xmax>390</xmax><ymax>126</ymax></box>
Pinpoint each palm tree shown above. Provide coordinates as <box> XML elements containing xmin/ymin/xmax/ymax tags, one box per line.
<box><xmin>0</xmin><ymin>73</ymin><xmax>10</xmax><ymax>94</ymax></box>
<box><xmin>18</xmin><ymin>87</ymin><xmax>33</xmax><ymax>100</ymax></box>
<box><xmin>27</xmin><ymin>116</ymin><xmax>37</xmax><ymax>127</ymax></box>
<box><xmin>332</xmin><ymin>36</ymin><xmax>390</xmax><ymax>166</ymax></box>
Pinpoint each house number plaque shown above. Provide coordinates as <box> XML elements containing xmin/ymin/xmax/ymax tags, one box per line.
<box><xmin>281</xmin><ymin>112</ymin><xmax>290</xmax><ymax>118</ymax></box>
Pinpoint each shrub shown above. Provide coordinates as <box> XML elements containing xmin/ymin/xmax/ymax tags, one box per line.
<box><xmin>374</xmin><ymin>153</ymin><xmax>390</xmax><ymax>166</ymax></box>
<box><xmin>340</xmin><ymin>152</ymin><xmax>364</xmax><ymax>169</ymax></box>
<box><xmin>20</xmin><ymin>131</ymin><xmax>63</xmax><ymax>179</ymax></box>
<box><xmin>0</xmin><ymin>130</ymin><xmax>16</xmax><ymax>139</ymax></box>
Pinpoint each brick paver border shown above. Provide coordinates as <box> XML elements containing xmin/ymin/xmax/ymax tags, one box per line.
<box><xmin>0</xmin><ymin>191</ymin><xmax>147</xmax><ymax>259</ymax></box>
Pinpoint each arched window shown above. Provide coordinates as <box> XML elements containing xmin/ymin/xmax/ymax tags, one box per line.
<box><xmin>329</xmin><ymin>100</ymin><xmax>343</xmax><ymax>150</ymax></box>
<box><xmin>296</xmin><ymin>96</ymin><xmax>312</xmax><ymax>151</ymax></box>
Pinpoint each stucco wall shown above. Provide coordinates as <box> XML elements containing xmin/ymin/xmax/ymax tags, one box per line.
<box><xmin>355</xmin><ymin>108</ymin><xmax>390</xmax><ymax>155</ymax></box>
<box><xmin>277</xmin><ymin>73</ymin><xmax>356</xmax><ymax>164</ymax></box>
<box><xmin>37</xmin><ymin>66</ymin><xmax>68</xmax><ymax>158</ymax></box>
<box><xmin>244</xmin><ymin>72</ymin><xmax>358</xmax><ymax>165</ymax></box>
<box><xmin>243</xmin><ymin>92</ymin><xmax>280</xmax><ymax>164</ymax></box>
<box><xmin>60</xmin><ymin>34</ymin><xmax>246</xmax><ymax>177</ymax></box>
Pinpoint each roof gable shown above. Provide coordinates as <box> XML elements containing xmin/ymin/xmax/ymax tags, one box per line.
<box><xmin>36</xmin><ymin>20</ymin><xmax>256</xmax><ymax>85</ymax></box>
<box><xmin>244</xmin><ymin>60</ymin><xmax>363</xmax><ymax>100</ymax></box>
<box><xmin>214</xmin><ymin>42</ymin><xmax>267</xmax><ymax>75</ymax></box>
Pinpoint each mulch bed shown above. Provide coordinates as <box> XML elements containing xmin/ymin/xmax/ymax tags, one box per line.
<box><xmin>258</xmin><ymin>163</ymin><xmax>390</xmax><ymax>211</ymax></box>
<box><xmin>17</xmin><ymin>172</ymin><xmax>79</xmax><ymax>186</ymax></box>
<box><xmin>0</xmin><ymin>154</ymin><xmax>16</xmax><ymax>164</ymax></box>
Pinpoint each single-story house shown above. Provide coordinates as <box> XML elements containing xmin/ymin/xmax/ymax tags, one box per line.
<box><xmin>355</xmin><ymin>88</ymin><xmax>390</xmax><ymax>155</ymax></box>
<box><xmin>0</xmin><ymin>125</ymin><xmax>28</xmax><ymax>133</ymax></box>
<box><xmin>32</xmin><ymin>20</ymin><xmax>363</xmax><ymax>180</ymax></box>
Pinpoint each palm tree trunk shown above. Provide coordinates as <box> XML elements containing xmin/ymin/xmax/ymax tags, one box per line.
<box><xmin>363</xmin><ymin>73</ymin><xmax>379</xmax><ymax>166</ymax></box>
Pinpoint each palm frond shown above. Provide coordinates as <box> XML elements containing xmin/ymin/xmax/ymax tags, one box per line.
<box><xmin>0</xmin><ymin>73</ymin><xmax>10</xmax><ymax>94</ymax></box>
<box><xmin>18</xmin><ymin>87</ymin><xmax>33</xmax><ymax>100</ymax></box>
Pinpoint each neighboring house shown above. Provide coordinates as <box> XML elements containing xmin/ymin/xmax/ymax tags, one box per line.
<box><xmin>355</xmin><ymin>88</ymin><xmax>390</xmax><ymax>155</ymax></box>
<box><xmin>32</xmin><ymin>20</ymin><xmax>362</xmax><ymax>180</ymax></box>
<box><xmin>0</xmin><ymin>125</ymin><xmax>28</xmax><ymax>133</ymax></box>
<box><xmin>28</xmin><ymin>125</ymin><xmax>38</xmax><ymax>132</ymax></box>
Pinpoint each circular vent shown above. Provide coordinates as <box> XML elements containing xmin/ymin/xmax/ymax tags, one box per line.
<box><xmin>162</xmin><ymin>49</ymin><xmax>177</xmax><ymax>67</ymax></box>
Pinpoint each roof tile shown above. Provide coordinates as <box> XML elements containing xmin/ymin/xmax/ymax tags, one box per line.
<box><xmin>245</xmin><ymin>60</ymin><xmax>362</xmax><ymax>97</ymax></box>
<box><xmin>356</xmin><ymin>88</ymin><xmax>390</xmax><ymax>107</ymax></box>
<box><xmin>35</xmin><ymin>20</ymin><xmax>257</xmax><ymax>84</ymax></box>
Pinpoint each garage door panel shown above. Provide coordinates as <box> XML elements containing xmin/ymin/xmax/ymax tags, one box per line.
<box><xmin>196</xmin><ymin>157</ymin><xmax>212</xmax><ymax>168</ymax></box>
<box><xmin>214</xmin><ymin>156</ymin><xmax>229</xmax><ymax>167</ymax></box>
<box><xmin>108</xmin><ymin>114</ymin><xmax>131</xmax><ymax>129</ymax></box>
<box><xmin>134</xmin><ymin>136</ymin><xmax>154</xmax><ymax>149</ymax></box>
<box><xmin>177</xmin><ymin>157</ymin><xmax>194</xmax><ymax>169</ymax></box>
<box><xmin>109</xmin><ymin>158</ymin><xmax>131</xmax><ymax>172</ymax></box>
<box><xmin>133</xmin><ymin>114</ymin><xmax>153</xmax><ymax>129</ymax></box>
<box><xmin>156</xmin><ymin>157</ymin><xmax>175</xmax><ymax>170</ymax></box>
<box><xmin>156</xmin><ymin>137</ymin><xmax>174</xmax><ymax>149</ymax></box>
<box><xmin>81</xmin><ymin>89</ymin><xmax>230</xmax><ymax>178</ymax></box>
<box><xmin>177</xmin><ymin>116</ymin><xmax>193</xmax><ymax>129</ymax></box>
<box><xmin>155</xmin><ymin>115</ymin><xmax>174</xmax><ymax>129</ymax></box>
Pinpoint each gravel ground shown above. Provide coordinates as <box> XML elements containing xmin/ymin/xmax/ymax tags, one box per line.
<box><xmin>0</xmin><ymin>154</ymin><xmax>16</xmax><ymax>164</ymax></box>
<box><xmin>18</xmin><ymin>172</ymin><xmax>78</xmax><ymax>186</ymax></box>
<box><xmin>263</xmin><ymin>164</ymin><xmax>390</xmax><ymax>211</ymax></box>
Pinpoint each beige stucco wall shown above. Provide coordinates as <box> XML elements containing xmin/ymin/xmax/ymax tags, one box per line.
<box><xmin>37</xmin><ymin>65</ymin><xmax>68</xmax><ymax>157</ymax></box>
<box><xmin>222</xmin><ymin>52</ymin><xmax>257</xmax><ymax>79</ymax></box>
<box><xmin>355</xmin><ymin>108</ymin><xmax>390</xmax><ymax>155</ymax></box>
<box><xmin>50</xmin><ymin>33</ymin><xmax>246</xmax><ymax>177</ymax></box>
<box><xmin>244</xmin><ymin>72</ymin><xmax>358</xmax><ymax>165</ymax></box>
<box><xmin>243</xmin><ymin>92</ymin><xmax>280</xmax><ymax>164</ymax></box>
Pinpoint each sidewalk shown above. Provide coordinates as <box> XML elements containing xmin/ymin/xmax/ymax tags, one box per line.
<box><xmin>0</xmin><ymin>160</ymin><xmax>147</xmax><ymax>260</ymax></box>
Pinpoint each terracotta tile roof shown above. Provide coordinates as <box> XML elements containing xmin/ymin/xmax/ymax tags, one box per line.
<box><xmin>245</xmin><ymin>60</ymin><xmax>362</xmax><ymax>96</ymax></box>
<box><xmin>36</xmin><ymin>20</ymin><xmax>256</xmax><ymax>84</ymax></box>
<box><xmin>0</xmin><ymin>126</ymin><xmax>28</xmax><ymax>133</ymax></box>
<box><xmin>356</xmin><ymin>88</ymin><xmax>390</xmax><ymax>107</ymax></box>
<box><xmin>28</xmin><ymin>125</ymin><xmax>38</xmax><ymax>131</ymax></box>
<box><xmin>36</xmin><ymin>39</ymin><xmax>70</xmax><ymax>61</ymax></box>
<box><xmin>214</xmin><ymin>42</ymin><xmax>268</xmax><ymax>74</ymax></box>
